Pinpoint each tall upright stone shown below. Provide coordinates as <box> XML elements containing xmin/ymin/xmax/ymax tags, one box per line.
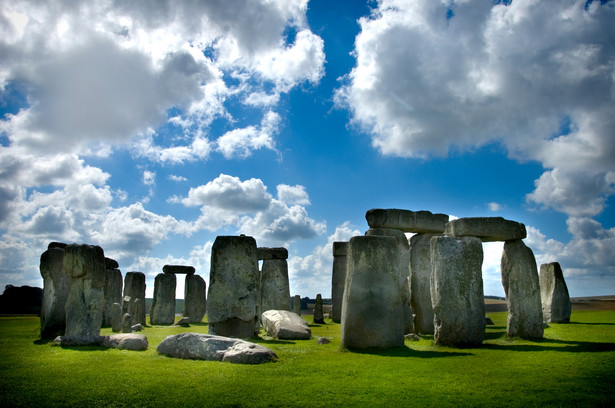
<box><xmin>342</xmin><ymin>235</ymin><xmax>404</xmax><ymax>349</ymax></box>
<box><xmin>150</xmin><ymin>273</ymin><xmax>176</xmax><ymax>325</ymax></box>
<box><xmin>430</xmin><ymin>236</ymin><xmax>485</xmax><ymax>347</ymax></box>
<box><xmin>540</xmin><ymin>262</ymin><xmax>572</xmax><ymax>323</ymax></box>
<box><xmin>259</xmin><ymin>248</ymin><xmax>290</xmax><ymax>313</ymax></box>
<box><xmin>102</xmin><ymin>258</ymin><xmax>122</xmax><ymax>327</ymax></box>
<box><xmin>331</xmin><ymin>242</ymin><xmax>348</xmax><ymax>323</ymax></box>
<box><xmin>292</xmin><ymin>295</ymin><xmax>301</xmax><ymax>315</ymax></box>
<box><xmin>111</xmin><ymin>302</ymin><xmax>122</xmax><ymax>333</ymax></box>
<box><xmin>184</xmin><ymin>274</ymin><xmax>206</xmax><ymax>323</ymax></box>
<box><xmin>123</xmin><ymin>272</ymin><xmax>146</xmax><ymax>326</ymax></box>
<box><xmin>409</xmin><ymin>233</ymin><xmax>437</xmax><ymax>334</ymax></box>
<box><xmin>63</xmin><ymin>244</ymin><xmax>106</xmax><ymax>338</ymax></box>
<box><xmin>501</xmin><ymin>240</ymin><xmax>544</xmax><ymax>339</ymax></box>
<box><xmin>40</xmin><ymin>246</ymin><xmax>71</xmax><ymax>339</ymax></box>
<box><xmin>313</xmin><ymin>294</ymin><xmax>324</xmax><ymax>324</ymax></box>
<box><xmin>207</xmin><ymin>235</ymin><xmax>259</xmax><ymax>338</ymax></box>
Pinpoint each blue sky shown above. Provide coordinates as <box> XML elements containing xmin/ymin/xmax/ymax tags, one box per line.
<box><xmin>1</xmin><ymin>0</ymin><xmax>614</xmax><ymax>299</ymax></box>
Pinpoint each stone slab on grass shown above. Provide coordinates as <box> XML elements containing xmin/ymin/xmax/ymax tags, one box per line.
<box><xmin>366</xmin><ymin>209</ymin><xmax>449</xmax><ymax>233</ymax></box>
<box><xmin>261</xmin><ymin>310</ymin><xmax>311</xmax><ymax>340</ymax></box>
<box><xmin>444</xmin><ymin>217</ymin><xmax>526</xmax><ymax>242</ymax></box>
<box><xmin>157</xmin><ymin>333</ymin><xmax>277</xmax><ymax>364</ymax></box>
<box><xmin>52</xmin><ymin>334</ymin><xmax>148</xmax><ymax>351</ymax></box>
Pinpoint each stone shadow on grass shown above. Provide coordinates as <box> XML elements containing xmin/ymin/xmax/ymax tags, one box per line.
<box><xmin>482</xmin><ymin>339</ymin><xmax>615</xmax><ymax>353</ymax></box>
<box><xmin>344</xmin><ymin>346</ymin><xmax>473</xmax><ymax>358</ymax></box>
<box><xmin>567</xmin><ymin>321</ymin><xmax>615</xmax><ymax>326</ymax></box>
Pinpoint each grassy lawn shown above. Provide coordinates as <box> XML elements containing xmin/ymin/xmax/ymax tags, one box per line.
<box><xmin>0</xmin><ymin>311</ymin><xmax>613</xmax><ymax>407</ymax></box>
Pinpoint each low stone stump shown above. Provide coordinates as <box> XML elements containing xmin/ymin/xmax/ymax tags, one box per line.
<box><xmin>261</xmin><ymin>310</ymin><xmax>311</xmax><ymax>340</ymax></box>
<box><xmin>366</xmin><ymin>208</ymin><xmax>449</xmax><ymax>233</ymax></box>
<box><xmin>540</xmin><ymin>262</ymin><xmax>571</xmax><ymax>323</ymax></box>
<box><xmin>331</xmin><ymin>242</ymin><xmax>348</xmax><ymax>323</ymax></box>
<box><xmin>157</xmin><ymin>333</ymin><xmax>277</xmax><ymax>364</ymax></box>
<box><xmin>501</xmin><ymin>240</ymin><xmax>543</xmax><ymax>339</ymax></box>
<box><xmin>52</xmin><ymin>334</ymin><xmax>148</xmax><ymax>351</ymax></box>
<box><xmin>150</xmin><ymin>273</ymin><xmax>176</xmax><ymax>325</ymax></box>
<box><xmin>409</xmin><ymin>233</ymin><xmax>438</xmax><ymax>334</ymax></box>
<box><xmin>431</xmin><ymin>236</ymin><xmax>485</xmax><ymax>347</ymax></box>
<box><xmin>444</xmin><ymin>217</ymin><xmax>526</xmax><ymax>242</ymax></box>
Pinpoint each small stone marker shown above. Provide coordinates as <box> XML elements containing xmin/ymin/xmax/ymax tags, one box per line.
<box><xmin>444</xmin><ymin>217</ymin><xmax>527</xmax><ymax>242</ymax></box>
<box><xmin>163</xmin><ymin>265</ymin><xmax>195</xmax><ymax>275</ymax></box>
<box><xmin>539</xmin><ymin>262</ymin><xmax>571</xmax><ymax>323</ymax></box>
<box><xmin>366</xmin><ymin>208</ymin><xmax>449</xmax><ymax>233</ymax></box>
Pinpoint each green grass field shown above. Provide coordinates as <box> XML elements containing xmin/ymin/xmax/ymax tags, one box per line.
<box><xmin>0</xmin><ymin>311</ymin><xmax>613</xmax><ymax>407</ymax></box>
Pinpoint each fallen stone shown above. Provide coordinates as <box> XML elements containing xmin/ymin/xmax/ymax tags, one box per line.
<box><xmin>175</xmin><ymin>317</ymin><xmax>191</xmax><ymax>327</ymax></box>
<box><xmin>52</xmin><ymin>334</ymin><xmax>148</xmax><ymax>351</ymax></box>
<box><xmin>163</xmin><ymin>265</ymin><xmax>196</xmax><ymax>275</ymax></box>
<box><xmin>366</xmin><ymin>208</ymin><xmax>449</xmax><ymax>233</ymax></box>
<box><xmin>539</xmin><ymin>262</ymin><xmax>571</xmax><ymax>323</ymax></box>
<box><xmin>444</xmin><ymin>217</ymin><xmax>526</xmax><ymax>242</ymax></box>
<box><xmin>131</xmin><ymin>323</ymin><xmax>143</xmax><ymax>332</ymax></box>
<box><xmin>256</xmin><ymin>247</ymin><xmax>289</xmax><ymax>260</ymax></box>
<box><xmin>261</xmin><ymin>310</ymin><xmax>311</xmax><ymax>340</ymax></box>
<box><xmin>157</xmin><ymin>333</ymin><xmax>277</xmax><ymax>364</ymax></box>
<box><xmin>317</xmin><ymin>337</ymin><xmax>331</xmax><ymax>345</ymax></box>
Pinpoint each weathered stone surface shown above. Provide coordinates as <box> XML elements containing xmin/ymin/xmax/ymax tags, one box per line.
<box><xmin>342</xmin><ymin>235</ymin><xmax>404</xmax><ymax>349</ymax></box>
<box><xmin>444</xmin><ymin>217</ymin><xmax>526</xmax><ymax>242</ymax></box>
<box><xmin>540</xmin><ymin>262</ymin><xmax>572</xmax><ymax>323</ymax></box>
<box><xmin>183</xmin><ymin>274</ymin><xmax>206</xmax><ymax>323</ymax></box>
<box><xmin>175</xmin><ymin>317</ymin><xmax>191</xmax><ymax>327</ymax></box>
<box><xmin>102</xmin><ymin>268</ymin><xmax>123</xmax><ymax>327</ymax></box>
<box><xmin>157</xmin><ymin>333</ymin><xmax>277</xmax><ymax>364</ymax></box>
<box><xmin>256</xmin><ymin>247</ymin><xmax>289</xmax><ymax>260</ymax></box>
<box><xmin>111</xmin><ymin>302</ymin><xmax>122</xmax><ymax>333</ymax></box>
<box><xmin>123</xmin><ymin>272</ymin><xmax>146</xmax><ymax>325</ymax></box>
<box><xmin>105</xmin><ymin>257</ymin><xmax>119</xmax><ymax>270</ymax></box>
<box><xmin>262</xmin><ymin>310</ymin><xmax>311</xmax><ymax>340</ymax></box>
<box><xmin>431</xmin><ymin>236</ymin><xmax>485</xmax><ymax>347</ymax></box>
<box><xmin>260</xmin><ymin>259</ymin><xmax>291</xmax><ymax>313</ymax></box>
<box><xmin>53</xmin><ymin>334</ymin><xmax>148</xmax><ymax>351</ymax></box>
<box><xmin>150</xmin><ymin>273</ymin><xmax>176</xmax><ymax>325</ymax></box>
<box><xmin>331</xmin><ymin>241</ymin><xmax>348</xmax><ymax>323</ymax></box>
<box><xmin>131</xmin><ymin>323</ymin><xmax>143</xmax><ymax>332</ymax></box>
<box><xmin>292</xmin><ymin>295</ymin><xmax>301</xmax><ymax>315</ymax></box>
<box><xmin>313</xmin><ymin>294</ymin><xmax>324</xmax><ymax>324</ymax></box>
<box><xmin>401</xmin><ymin>277</ymin><xmax>415</xmax><ymax>335</ymax></box>
<box><xmin>40</xmin><ymin>247</ymin><xmax>71</xmax><ymax>339</ymax></box>
<box><xmin>207</xmin><ymin>235</ymin><xmax>259</xmax><ymax>337</ymax></box>
<box><xmin>163</xmin><ymin>265</ymin><xmax>196</xmax><ymax>275</ymax></box>
<box><xmin>63</xmin><ymin>244</ymin><xmax>106</xmax><ymax>338</ymax></box>
<box><xmin>132</xmin><ymin>298</ymin><xmax>144</xmax><ymax>327</ymax></box>
<box><xmin>48</xmin><ymin>242</ymin><xmax>68</xmax><ymax>250</ymax></box>
<box><xmin>409</xmin><ymin>233</ymin><xmax>437</xmax><ymax>334</ymax></box>
<box><xmin>122</xmin><ymin>313</ymin><xmax>132</xmax><ymax>333</ymax></box>
<box><xmin>366</xmin><ymin>208</ymin><xmax>449</xmax><ymax>233</ymax></box>
<box><xmin>317</xmin><ymin>337</ymin><xmax>331</xmax><ymax>345</ymax></box>
<box><xmin>502</xmin><ymin>240</ymin><xmax>543</xmax><ymax>339</ymax></box>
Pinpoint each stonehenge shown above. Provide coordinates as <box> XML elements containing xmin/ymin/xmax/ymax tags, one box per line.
<box><xmin>123</xmin><ymin>272</ymin><xmax>146</xmax><ymax>326</ymax></box>
<box><xmin>258</xmin><ymin>247</ymin><xmax>291</xmax><ymax>313</ymax></box>
<box><xmin>102</xmin><ymin>258</ymin><xmax>122</xmax><ymax>327</ymax></box>
<box><xmin>540</xmin><ymin>262</ymin><xmax>572</xmax><ymax>323</ymax></box>
<box><xmin>150</xmin><ymin>273</ymin><xmax>176</xmax><ymax>325</ymax></box>
<box><xmin>409</xmin><ymin>233</ymin><xmax>438</xmax><ymax>334</ymax></box>
<box><xmin>331</xmin><ymin>242</ymin><xmax>347</xmax><ymax>323</ymax></box>
<box><xmin>39</xmin><ymin>244</ymin><xmax>71</xmax><ymax>339</ymax></box>
<box><xmin>184</xmin><ymin>274</ymin><xmax>207</xmax><ymax>323</ymax></box>
<box><xmin>313</xmin><ymin>293</ymin><xmax>324</xmax><ymax>324</ymax></box>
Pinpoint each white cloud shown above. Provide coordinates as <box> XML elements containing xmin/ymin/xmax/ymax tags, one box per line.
<box><xmin>216</xmin><ymin>111</ymin><xmax>281</xmax><ymax>159</ymax></box>
<box><xmin>277</xmin><ymin>184</ymin><xmax>310</xmax><ymax>205</ymax></box>
<box><xmin>168</xmin><ymin>175</ymin><xmax>187</xmax><ymax>182</ymax></box>
<box><xmin>143</xmin><ymin>170</ymin><xmax>156</xmax><ymax>186</ymax></box>
<box><xmin>487</xmin><ymin>202</ymin><xmax>502</xmax><ymax>212</ymax></box>
<box><xmin>181</xmin><ymin>174</ymin><xmax>272</xmax><ymax>211</ymax></box>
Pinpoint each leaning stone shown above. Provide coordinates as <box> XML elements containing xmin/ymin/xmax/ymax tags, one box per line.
<box><xmin>111</xmin><ymin>302</ymin><xmax>122</xmax><ymax>333</ymax></box>
<box><xmin>313</xmin><ymin>294</ymin><xmax>325</xmax><ymax>324</ymax></box>
<box><xmin>150</xmin><ymin>273</ymin><xmax>176</xmax><ymax>325</ymax></box>
<box><xmin>431</xmin><ymin>236</ymin><xmax>485</xmax><ymax>347</ymax></box>
<box><xmin>175</xmin><ymin>317</ymin><xmax>191</xmax><ymax>327</ymax></box>
<box><xmin>102</xmin><ymin>267</ymin><xmax>123</xmax><ymax>327</ymax></box>
<box><xmin>366</xmin><ymin>208</ymin><xmax>449</xmax><ymax>233</ymax></box>
<box><xmin>123</xmin><ymin>272</ymin><xmax>146</xmax><ymax>325</ymax></box>
<box><xmin>131</xmin><ymin>323</ymin><xmax>143</xmax><ymax>332</ymax></box>
<box><xmin>184</xmin><ymin>274</ymin><xmax>206</xmax><ymax>323</ymax></box>
<box><xmin>260</xmin><ymin>258</ymin><xmax>291</xmax><ymax>313</ymax></box>
<box><xmin>40</xmin><ymin>246</ymin><xmax>71</xmax><ymax>339</ymax></box>
<box><xmin>157</xmin><ymin>333</ymin><xmax>277</xmax><ymax>364</ymax></box>
<box><xmin>292</xmin><ymin>295</ymin><xmax>301</xmax><ymax>315</ymax></box>
<box><xmin>163</xmin><ymin>265</ymin><xmax>196</xmax><ymax>275</ymax></box>
<box><xmin>444</xmin><ymin>217</ymin><xmax>526</xmax><ymax>242</ymax></box>
<box><xmin>122</xmin><ymin>313</ymin><xmax>132</xmax><ymax>333</ymax></box>
<box><xmin>409</xmin><ymin>233</ymin><xmax>438</xmax><ymax>334</ymax></box>
<box><xmin>256</xmin><ymin>247</ymin><xmax>289</xmax><ymax>260</ymax></box>
<box><xmin>207</xmin><ymin>235</ymin><xmax>259</xmax><ymax>337</ymax></box>
<box><xmin>502</xmin><ymin>240</ymin><xmax>543</xmax><ymax>339</ymax></box>
<box><xmin>331</xmin><ymin>242</ymin><xmax>348</xmax><ymax>323</ymax></box>
<box><xmin>261</xmin><ymin>310</ymin><xmax>311</xmax><ymax>340</ymax></box>
<box><xmin>103</xmin><ymin>334</ymin><xmax>148</xmax><ymax>351</ymax></box>
<box><xmin>540</xmin><ymin>262</ymin><xmax>572</xmax><ymax>323</ymax></box>
<box><xmin>342</xmin><ymin>235</ymin><xmax>404</xmax><ymax>349</ymax></box>
<box><xmin>63</xmin><ymin>244</ymin><xmax>106</xmax><ymax>338</ymax></box>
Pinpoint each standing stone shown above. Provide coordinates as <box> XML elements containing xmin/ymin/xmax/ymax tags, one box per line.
<box><xmin>331</xmin><ymin>242</ymin><xmax>348</xmax><ymax>323</ymax></box>
<box><xmin>150</xmin><ymin>273</ymin><xmax>176</xmax><ymax>325</ymax></box>
<box><xmin>292</xmin><ymin>295</ymin><xmax>301</xmax><ymax>315</ymax></box>
<box><xmin>132</xmin><ymin>298</ymin><xmax>144</xmax><ymax>327</ymax></box>
<box><xmin>63</xmin><ymin>244</ymin><xmax>106</xmax><ymax>338</ymax></box>
<box><xmin>401</xmin><ymin>277</ymin><xmax>415</xmax><ymax>335</ymax></box>
<box><xmin>313</xmin><ymin>294</ymin><xmax>324</xmax><ymax>324</ymax></box>
<box><xmin>540</xmin><ymin>262</ymin><xmax>572</xmax><ymax>323</ymax></box>
<box><xmin>260</xmin><ymin>253</ymin><xmax>290</xmax><ymax>313</ymax></box>
<box><xmin>111</xmin><ymin>302</ymin><xmax>122</xmax><ymax>333</ymax></box>
<box><xmin>122</xmin><ymin>313</ymin><xmax>132</xmax><ymax>333</ymax></box>
<box><xmin>102</xmin><ymin>260</ymin><xmax>123</xmax><ymax>327</ymax></box>
<box><xmin>430</xmin><ymin>236</ymin><xmax>485</xmax><ymax>347</ymax></box>
<box><xmin>207</xmin><ymin>235</ymin><xmax>259</xmax><ymax>338</ymax></box>
<box><xmin>184</xmin><ymin>274</ymin><xmax>206</xmax><ymax>323</ymax></box>
<box><xmin>342</xmin><ymin>235</ymin><xmax>404</xmax><ymax>349</ymax></box>
<box><xmin>123</xmin><ymin>272</ymin><xmax>146</xmax><ymax>325</ymax></box>
<box><xmin>40</xmin><ymin>246</ymin><xmax>71</xmax><ymax>339</ymax></box>
<box><xmin>409</xmin><ymin>233</ymin><xmax>437</xmax><ymax>334</ymax></box>
<box><xmin>501</xmin><ymin>240</ymin><xmax>543</xmax><ymax>339</ymax></box>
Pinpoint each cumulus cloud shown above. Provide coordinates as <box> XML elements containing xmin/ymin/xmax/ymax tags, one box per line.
<box><xmin>181</xmin><ymin>174</ymin><xmax>272</xmax><ymax>211</ymax></box>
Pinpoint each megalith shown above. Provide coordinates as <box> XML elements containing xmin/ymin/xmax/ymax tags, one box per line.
<box><xmin>409</xmin><ymin>233</ymin><xmax>437</xmax><ymax>334</ymax></box>
<box><xmin>102</xmin><ymin>258</ymin><xmax>123</xmax><ymax>327</ymax></box>
<box><xmin>331</xmin><ymin>241</ymin><xmax>348</xmax><ymax>323</ymax></box>
<box><xmin>63</xmin><ymin>244</ymin><xmax>106</xmax><ymax>338</ymax></box>
<box><xmin>342</xmin><ymin>235</ymin><xmax>404</xmax><ymax>349</ymax></box>
<box><xmin>501</xmin><ymin>240</ymin><xmax>544</xmax><ymax>339</ymax></box>
<box><xmin>40</xmin><ymin>245</ymin><xmax>71</xmax><ymax>339</ymax></box>
<box><xmin>430</xmin><ymin>236</ymin><xmax>485</xmax><ymax>347</ymax></box>
<box><xmin>366</xmin><ymin>208</ymin><xmax>449</xmax><ymax>233</ymax></box>
<box><xmin>539</xmin><ymin>262</ymin><xmax>572</xmax><ymax>323</ymax></box>
<box><xmin>259</xmin><ymin>247</ymin><xmax>290</xmax><ymax>313</ymax></box>
<box><xmin>261</xmin><ymin>310</ymin><xmax>311</xmax><ymax>340</ymax></box>
<box><xmin>163</xmin><ymin>265</ymin><xmax>195</xmax><ymax>275</ymax></box>
<box><xmin>207</xmin><ymin>235</ymin><xmax>259</xmax><ymax>338</ymax></box>
<box><xmin>150</xmin><ymin>273</ymin><xmax>176</xmax><ymax>325</ymax></box>
<box><xmin>313</xmin><ymin>293</ymin><xmax>324</xmax><ymax>324</ymax></box>
<box><xmin>444</xmin><ymin>217</ymin><xmax>526</xmax><ymax>242</ymax></box>
<box><xmin>184</xmin><ymin>274</ymin><xmax>206</xmax><ymax>323</ymax></box>
<box><xmin>111</xmin><ymin>302</ymin><xmax>122</xmax><ymax>333</ymax></box>
<box><xmin>123</xmin><ymin>272</ymin><xmax>146</xmax><ymax>325</ymax></box>
<box><xmin>122</xmin><ymin>313</ymin><xmax>132</xmax><ymax>333</ymax></box>
<box><xmin>292</xmin><ymin>295</ymin><xmax>301</xmax><ymax>315</ymax></box>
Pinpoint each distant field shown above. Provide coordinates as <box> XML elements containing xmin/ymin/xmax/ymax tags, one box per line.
<box><xmin>0</xmin><ymin>307</ymin><xmax>613</xmax><ymax>407</ymax></box>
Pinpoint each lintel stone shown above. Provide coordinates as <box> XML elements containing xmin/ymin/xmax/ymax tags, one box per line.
<box><xmin>256</xmin><ymin>247</ymin><xmax>289</xmax><ymax>260</ymax></box>
<box><xmin>444</xmin><ymin>217</ymin><xmax>526</xmax><ymax>242</ymax></box>
<box><xmin>365</xmin><ymin>208</ymin><xmax>449</xmax><ymax>233</ymax></box>
<box><xmin>163</xmin><ymin>265</ymin><xmax>195</xmax><ymax>275</ymax></box>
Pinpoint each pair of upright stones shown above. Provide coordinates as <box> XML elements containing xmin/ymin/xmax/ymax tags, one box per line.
<box><xmin>207</xmin><ymin>235</ymin><xmax>290</xmax><ymax>338</ymax></box>
<box><xmin>150</xmin><ymin>265</ymin><xmax>206</xmax><ymax>325</ymax></box>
